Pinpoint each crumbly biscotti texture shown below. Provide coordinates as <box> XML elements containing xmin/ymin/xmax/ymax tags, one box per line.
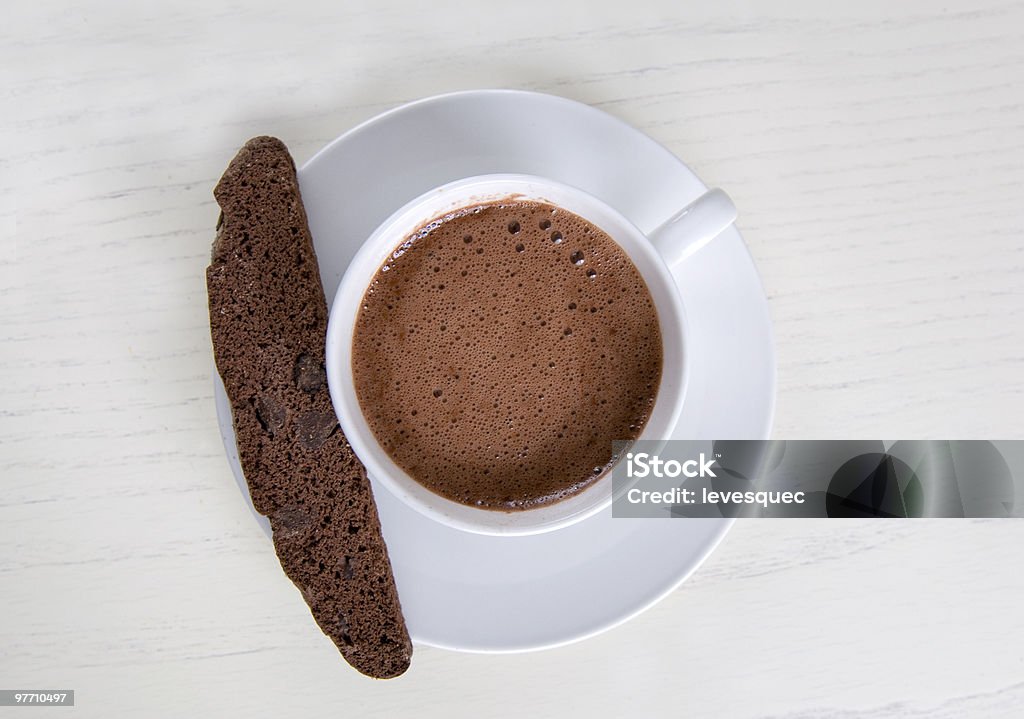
<box><xmin>206</xmin><ymin>136</ymin><xmax>412</xmax><ymax>679</ymax></box>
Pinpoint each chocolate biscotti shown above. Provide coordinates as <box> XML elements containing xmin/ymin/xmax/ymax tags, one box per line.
<box><xmin>206</xmin><ymin>136</ymin><xmax>412</xmax><ymax>679</ymax></box>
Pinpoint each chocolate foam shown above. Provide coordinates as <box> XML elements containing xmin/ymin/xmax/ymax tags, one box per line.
<box><xmin>352</xmin><ymin>201</ymin><xmax>663</xmax><ymax>510</ymax></box>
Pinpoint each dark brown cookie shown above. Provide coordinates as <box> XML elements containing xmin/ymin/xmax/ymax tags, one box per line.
<box><xmin>206</xmin><ymin>136</ymin><xmax>412</xmax><ymax>679</ymax></box>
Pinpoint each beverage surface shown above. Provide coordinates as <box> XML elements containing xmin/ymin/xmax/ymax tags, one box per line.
<box><xmin>352</xmin><ymin>200</ymin><xmax>663</xmax><ymax>510</ymax></box>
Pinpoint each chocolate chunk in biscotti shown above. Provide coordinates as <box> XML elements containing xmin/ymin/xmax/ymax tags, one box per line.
<box><xmin>206</xmin><ymin>136</ymin><xmax>412</xmax><ymax>679</ymax></box>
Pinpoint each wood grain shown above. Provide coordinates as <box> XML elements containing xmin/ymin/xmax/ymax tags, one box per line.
<box><xmin>3</xmin><ymin>1</ymin><xmax>1023</xmax><ymax>717</ymax></box>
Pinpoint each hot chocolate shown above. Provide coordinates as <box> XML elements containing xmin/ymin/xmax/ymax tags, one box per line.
<box><xmin>352</xmin><ymin>200</ymin><xmax>663</xmax><ymax>510</ymax></box>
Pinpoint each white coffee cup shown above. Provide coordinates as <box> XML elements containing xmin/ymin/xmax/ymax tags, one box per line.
<box><xmin>326</xmin><ymin>174</ymin><xmax>736</xmax><ymax>535</ymax></box>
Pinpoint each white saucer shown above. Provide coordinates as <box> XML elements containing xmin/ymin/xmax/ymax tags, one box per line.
<box><xmin>214</xmin><ymin>90</ymin><xmax>775</xmax><ymax>653</ymax></box>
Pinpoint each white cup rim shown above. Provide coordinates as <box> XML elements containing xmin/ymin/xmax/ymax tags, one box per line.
<box><xmin>326</xmin><ymin>174</ymin><xmax>689</xmax><ymax>536</ymax></box>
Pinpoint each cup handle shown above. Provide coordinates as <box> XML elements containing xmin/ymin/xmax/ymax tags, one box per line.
<box><xmin>648</xmin><ymin>188</ymin><xmax>737</xmax><ymax>266</ymax></box>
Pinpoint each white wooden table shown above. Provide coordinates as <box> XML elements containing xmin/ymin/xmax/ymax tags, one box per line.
<box><xmin>4</xmin><ymin>2</ymin><xmax>1024</xmax><ymax>717</ymax></box>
